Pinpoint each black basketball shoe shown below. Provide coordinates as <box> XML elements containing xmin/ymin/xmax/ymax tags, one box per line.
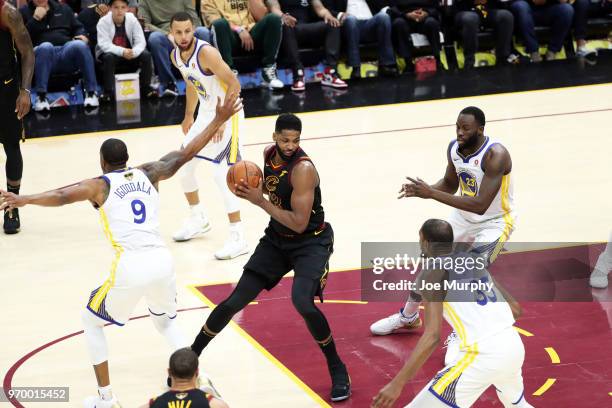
<box><xmin>329</xmin><ymin>362</ymin><xmax>351</xmax><ymax>402</ymax></box>
<box><xmin>4</xmin><ymin>209</ymin><xmax>20</xmax><ymax>234</ymax></box>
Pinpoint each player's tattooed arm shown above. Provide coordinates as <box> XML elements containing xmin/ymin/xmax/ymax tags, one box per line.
<box><xmin>140</xmin><ymin>92</ymin><xmax>243</xmax><ymax>185</ymax></box>
<box><xmin>4</xmin><ymin>3</ymin><xmax>34</xmax><ymax>119</ymax></box>
<box><xmin>0</xmin><ymin>178</ymin><xmax>108</xmax><ymax>210</ymax></box>
<box><xmin>372</xmin><ymin>269</ymin><xmax>446</xmax><ymax>408</ymax></box>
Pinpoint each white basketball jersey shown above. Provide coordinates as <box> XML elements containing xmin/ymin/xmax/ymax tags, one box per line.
<box><xmin>443</xmin><ymin>266</ymin><xmax>515</xmax><ymax>350</ymax></box>
<box><xmin>449</xmin><ymin>137</ymin><xmax>515</xmax><ymax>223</ymax></box>
<box><xmin>173</xmin><ymin>39</ymin><xmax>226</xmax><ymax>112</ymax></box>
<box><xmin>99</xmin><ymin>168</ymin><xmax>165</xmax><ymax>252</ymax></box>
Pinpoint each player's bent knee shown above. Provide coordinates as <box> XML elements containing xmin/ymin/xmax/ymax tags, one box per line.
<box><xmin>291</xmin><ymin>293</ymin><xmax>316</xmax><ymax>316</ymax></box>
<box><xmin>81</xmin><ymin>308</ymin><xmax>105</xmax><ymax>329</ymax></box>
<box><xmin>179</xmin><ymin>162</ymin><xmax>199</xmax><ymax>193</ymax></box>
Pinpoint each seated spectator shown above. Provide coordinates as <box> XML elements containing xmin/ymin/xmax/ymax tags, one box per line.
<box><xmin>453</xmin><ymin>0</ymin><xmax>514</xmax><ymax>69</ymax></box>
<box><xmin>145</xmin><ymin>348</ymin><xmax>228</xmax><ymax>408</ymax></box>
<box><xmin>96</xmin><ymin>0</ymin><xmax>156</xmax><ymax>102</ymax></box>
<box><xmin>63</xmin><ymin>0</ymin><xmax>82</xmax><ymax>13</ymax></box>
<box><xmin>571</xmin><ymin>0</ymin><xmax>596</xmax><ymax>56</ymax></box>
<box><xmin>20</xmin><ymin>0</ymin><xmax>99</xmax><ymax>111</ymax></box>
<box><xmin>82</xmin><ymin>0</ymin><xmax>138</xmax><ymax>14</ymax></box>
<box><xmin>326</xmin><ymin>0</ymin><xmax>399</xmax><ymax>79</ymax></box>
<box><xmin>387</xmin><ymin>0</ymin><xmax>442</xmax><ymax>72</ymax></box>
<box><xmin>509</xmin><ymin>0</ymin><xmax>574</xmax><ymax>62</ymax></box>
<box><xmin>268</xmin><ymin>0</ymin><xmax>347</xmax><ymax>91</ymax></box>
<box><xmin>138</xmin><ymin>0</ymin><xmax>211</xmax><ymax>97</ymax></box>
<box><xmin>202</xmin><ymin>0</ymin><xmax>284</xmax><ymax>89</ymax></box>
<box><xmin>78</xmin><ymin>2</ymin><xmax>110</xmax><ymax>52</ymax></box>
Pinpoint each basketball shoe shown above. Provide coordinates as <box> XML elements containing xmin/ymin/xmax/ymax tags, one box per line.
<box><xmin>172</xmin><ymin>208</ymin><xmax>212</xmax><ymax>242</ymax></box>
<box><xmin>83</xmin><ymin>395</ymin><xmax>121</xmax><ymax>408</ymax></box>
<box><xmin>369</xmin><ymin>308</ymin><xmax>422</xmax><ymax>335</ymax></box>
<box><xmin>329</xmin><ymin>362</ymin><xmax>351</xmax><ymax>402</ymax></box>
<box><xmin>3</xmin><ymin>209</ymin><xmax>20</xmax><ymax>234</ymax></box>
<box><xmin>214</xmin><ymin>227</ymin><xmax>248</xmax><ymax>260</ymax></box>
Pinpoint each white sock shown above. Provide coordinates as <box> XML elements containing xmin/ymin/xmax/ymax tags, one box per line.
<box><xmin>151</xmin><ymin>314</ymin><xmax>189</xmax><ymax>350</ymax></box>
<box><xmin>229</xmin><ymin>221</ymin><xmax>244</xmax><ymax>240</ymax></box>
<box><xmin>189</xmin><ymin>203</ymin><xmax>206</xmax><ymax>218</ymax></box>
<box><xmin>401</xmin><ymin>299</ymin><xmax>421</xmax><ymax>322</ymax></box>
<box><xmin>98</xmin><ymin>385</ymin><xmax>113</xmax><ymax>401</ymax></box>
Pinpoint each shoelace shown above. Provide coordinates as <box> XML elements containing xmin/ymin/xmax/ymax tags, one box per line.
<box><xmin>264</xmin><ymin>65</ymin><xmax>278</xmax><ymax>80</ymax></box>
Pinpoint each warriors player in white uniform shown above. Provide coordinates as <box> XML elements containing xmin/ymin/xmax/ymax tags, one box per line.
<box><xmin>371</xmin><ymin>107</ymin><xmax>516</xmax><ymax>353</ymax></box>
<box><xmin>0</xmin><ymin>94</ymin><xmax>242</xmax><ymax>408</ymax></box>
<box><xmin>372</xmin><ymin>219</ymin><xmax>533</xmax><ymax>408</ymax></box>
<box><xmin>169</xmin><ymin>12</ymin><xmax>248</xmax><ymax>260</ymax></box>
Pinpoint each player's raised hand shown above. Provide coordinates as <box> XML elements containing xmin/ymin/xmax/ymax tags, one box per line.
<box><xmin>215</xmin><ymin>92</ymin><xmax>243</xmax><ymax>123</ymax></box>
<box><xmin>404</xmin><ymin>176</ymin><xmax>434</xmax><ymax>199</ymax></box>
<box><xmin>234</xmin><ymin>178</ymin><xmax>264</xmax><ymax>206</ymax></box>
<box><xmin>398</xmin><ymin>182</ymin><xmax>416</xmax><ymax>199</ymax></box>
<box><xmin>213</xmin><ymin>124</ymin><xmax>226</xmax><ymax>143</ymax></box>
<box><xmin>371</xmin><ymin>379</ymin><xmax>402</xmax><ymax>408</ymax></box>
<box><xmin>0</xmin><ymin>190</ymin><xmax>26</xmax><ymax>211</ymax></box>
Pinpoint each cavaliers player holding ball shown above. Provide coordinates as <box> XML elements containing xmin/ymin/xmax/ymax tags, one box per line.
<box><xmin>190</xmin><ymin>113</ymin><xmax>351</xmax><ymax>402</ymax></box>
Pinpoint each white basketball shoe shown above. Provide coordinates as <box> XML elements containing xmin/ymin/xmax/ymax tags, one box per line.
<box><xmin>173</xmin><ymin>210</ymin><xmax>212</xmax><ymax>242</ymax></box>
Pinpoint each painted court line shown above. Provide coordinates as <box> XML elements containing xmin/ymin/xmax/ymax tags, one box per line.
<box><xmin>533</xmin><ymin>379</ymin><xmax>557</xmax><ymax>396</ymax></box>
<box><xmin>545</xmin><ymin>347</ymin><xmax>561</xmax><ymax>364</ymax></box>
<box><xmin>2</xmin><ymin>305</ymin><xmax>208</xmax><ymax>408</ymax></box>
<box><xmin>187</xmin><ymin>285</ymin><xmax>331</xmax><ymax>408</ymax></box>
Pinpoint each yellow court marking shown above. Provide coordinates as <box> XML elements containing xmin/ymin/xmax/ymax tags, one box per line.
<box><xmin>545</xmin><ymin>347</ymin><xmax>560</xmax><ymax>364</ymax></box>
<box><xmin>248</xmin><ymin>301</ymin><xmax>259</xmax><ymax>305</ymax></box>
<box><xmin>533</xmin><ymin>378</ymin><xmax>556</xmax><ymax>396</ymax></box>
<box><xmin>187</xmin><ymin>285</ymin><xmax>332</xmax><ymax>408</ymax></box>
<box><xmin>514</xmin><ymin>326</ymin><xmax>534</xmax><ymax>337</ymax></box>
<box><xmin>324</xmin><ymin>300</ymin><xmax>368</xmax><ymax>305</ymax></box>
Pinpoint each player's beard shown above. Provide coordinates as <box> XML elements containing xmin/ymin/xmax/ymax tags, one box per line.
<box><xmin>275</xmin><ymin>143</ymin><xmax>296</xmax><ymax>162</ymax></box>
<box><xmin>178</xmin><ymin>37</ymin><xmax>195</xmax><ymax>52</ymax></box>
<box><xmin>461</xmin><ymin>131</ymin><xmax>481</xmax><ymax>150</ymax></box>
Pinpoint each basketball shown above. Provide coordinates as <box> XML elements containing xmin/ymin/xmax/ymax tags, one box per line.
<box><xmin>226</xmin><ymin>160</ymin><xmax>263</xmax><ymax>194</ymax></box>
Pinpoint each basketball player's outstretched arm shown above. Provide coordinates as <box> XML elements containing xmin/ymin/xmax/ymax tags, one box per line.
<box><xmin>0</xmin><ymin>178</ymin><xmax>109</xmax><ymax>209</ymax></box>
<box><xmin>401</xmin><ymin>145</ymin><xmax>511</xmax><ymax>215</ymax></box>
<box><xmin>3</xmin><ymin>3</ymin><xmax>34</xmax><ymax>119</ymax></box>
<box><xmin>372</xmin><ymin>269</ymin><xmax>446</xmax><ymax>408</ymax></box>
<box><xmin>235</xmin><ymin>161</ymin><xmax>318</xmax><ymax>234</ymax></box>
<box><xmin>139</xmin><ymin>92</ymin><xmax>242</xmax><ymax>186</ymax></box>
